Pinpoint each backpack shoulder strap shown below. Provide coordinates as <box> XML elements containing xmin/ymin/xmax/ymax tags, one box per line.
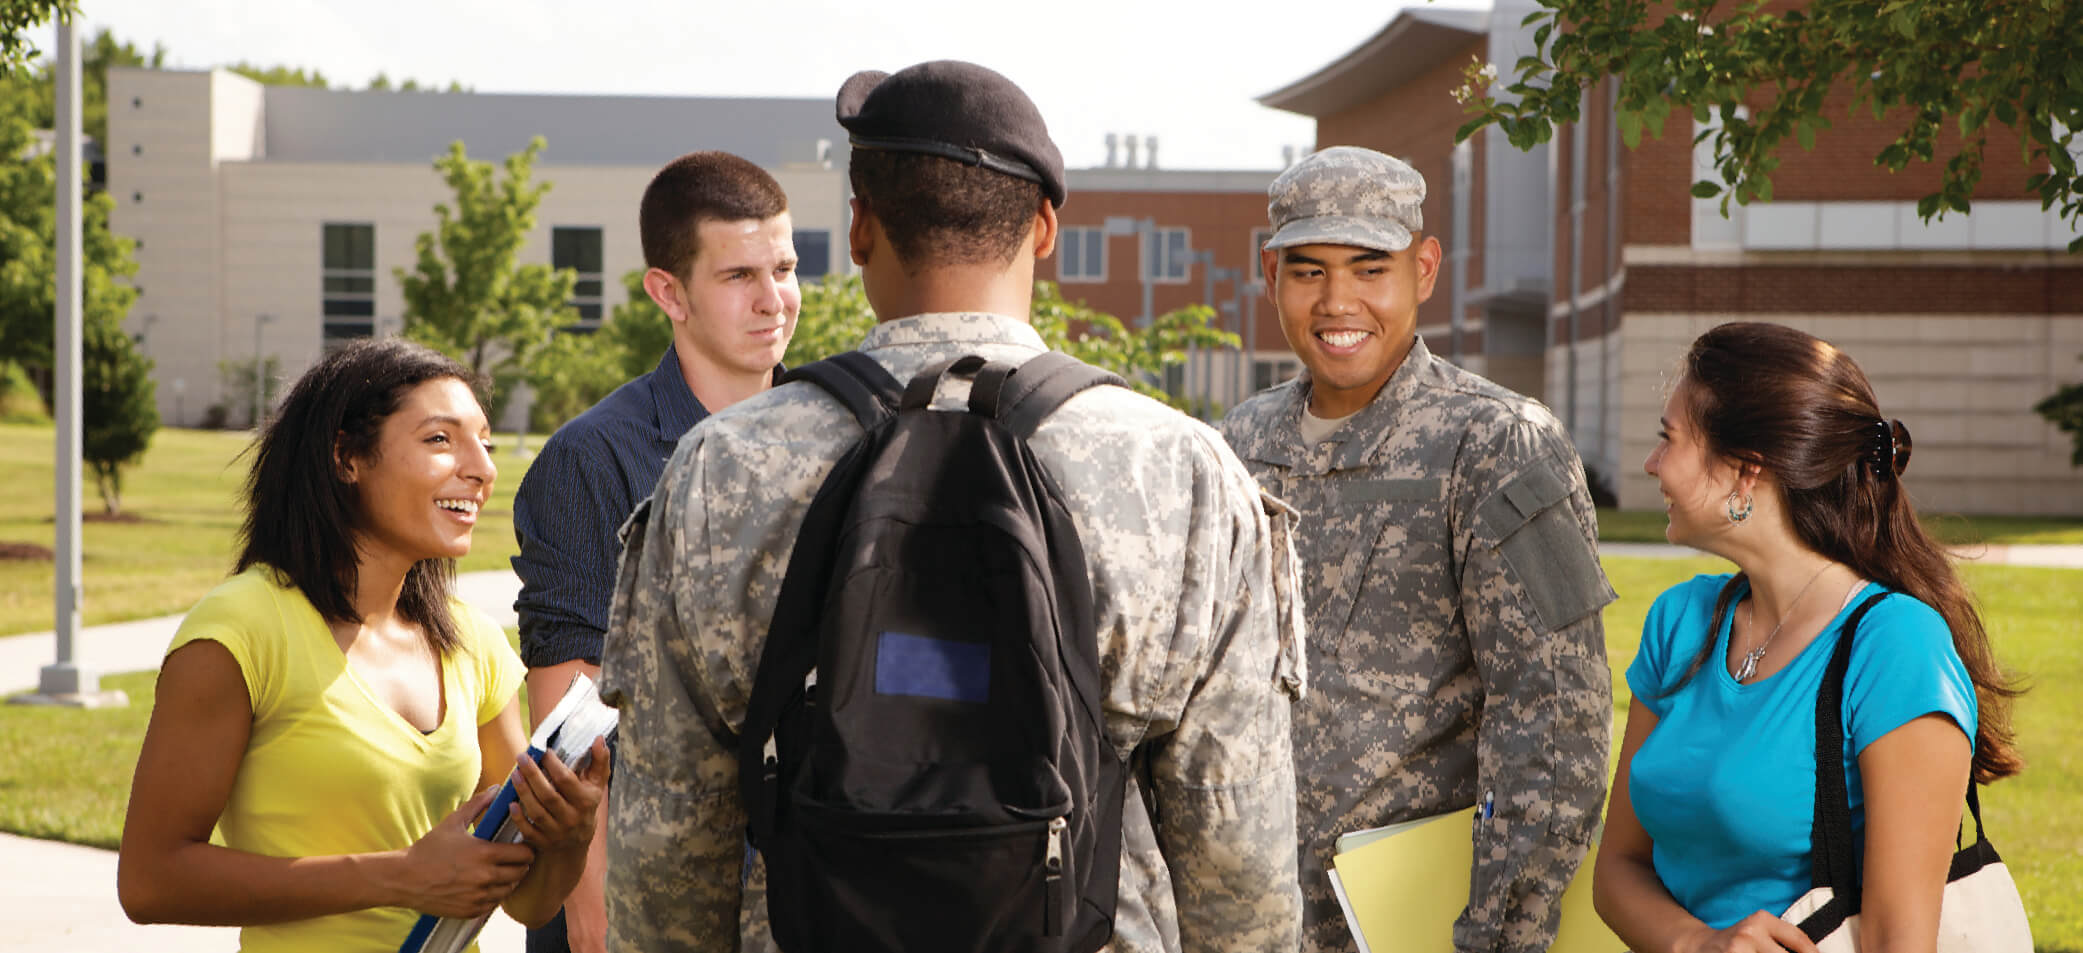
<box><xmin>992</xmin><ymin>352</ymin><xmax>1128</xmax><ymax>439</ymax></box>
<box><xmin>780</xmin><ymin>352</ymin><xmax>902</xmax><ymax>429</ymax></box>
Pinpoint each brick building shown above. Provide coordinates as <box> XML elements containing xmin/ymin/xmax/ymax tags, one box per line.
<box><xmin>1048</xmin><ymin>164</ymin><xmax>1283</xmax><ymax>410</ymax></box>
<box><xmin>1263</xmin><ymin>1</ymin><xmax>2083</xmax><ymax>515</ymax></box>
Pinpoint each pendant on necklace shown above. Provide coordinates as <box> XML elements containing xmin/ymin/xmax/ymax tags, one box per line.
<box><xmin>1735</xmin><ymin>645</ymin><xmax>1766</xmax><ymax>682</ymax></box>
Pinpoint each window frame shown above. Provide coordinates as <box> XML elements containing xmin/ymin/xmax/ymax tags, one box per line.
<box><xmin>1144</xmin><ymin>226</ymin><xmax>1192</xmax><ymax>284</ymax></box>
<box><xmin>321</xmin><ymin>222</ymin><xmax>377</xmax><ymax>342</ymax></box>
<box><xmin>552</xmin><ymin>225</ymin><xmax>606</xmax><ymax>326</ymax></box>
<box><xmin>1057</xmin><ymin>226</ymin><xmax>1107</xmax><ymax>283</ymax></box>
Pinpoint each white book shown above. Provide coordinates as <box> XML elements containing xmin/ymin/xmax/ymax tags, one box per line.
<box><xmin>397</xmin><ymin>674</ymin><xmax>618</xmax><ymax>953</ymax></box>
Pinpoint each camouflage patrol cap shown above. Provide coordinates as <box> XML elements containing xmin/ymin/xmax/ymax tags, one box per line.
<box><xmin>1265</xmin><ymin>146</ymin><xmax>1425</xmax><ymax>253</ymax></box>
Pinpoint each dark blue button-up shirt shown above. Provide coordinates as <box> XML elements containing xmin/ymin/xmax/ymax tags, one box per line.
<box><xmin>512</xmin><ymin>347</ymin><xmax>710</xmax><ymax>668</ymax></box>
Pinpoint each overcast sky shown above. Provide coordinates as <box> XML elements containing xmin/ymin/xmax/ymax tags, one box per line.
<box><xmin>49</xmin><ymin>0</ymin><xmax>1474</xmax><ymax>170</ymax></box>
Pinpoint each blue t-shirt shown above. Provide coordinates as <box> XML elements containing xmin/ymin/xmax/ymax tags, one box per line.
<box><xmin>1624</xmin><ymin>574</ymin><xmax>1976</xmax><ymax>929</ymax></box>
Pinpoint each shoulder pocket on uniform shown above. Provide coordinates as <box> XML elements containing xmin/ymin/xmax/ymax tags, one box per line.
<box><xmin>1475</xmin><ymin>467</ymin><xmax>1614</xmax><ymax>631</ymax></box>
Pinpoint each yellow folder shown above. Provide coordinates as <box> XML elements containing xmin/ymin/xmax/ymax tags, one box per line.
<box><xmin>1327</xmin><ymin>806</ymin><xmax>1623</xmax><ymax>953</ymax></box>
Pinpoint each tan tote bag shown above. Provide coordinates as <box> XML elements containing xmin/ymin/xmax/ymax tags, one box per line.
<box><xmin>1781</xmin><ymin>591</ymin><xmax>2033</xmax><ymax>952</ymax></box>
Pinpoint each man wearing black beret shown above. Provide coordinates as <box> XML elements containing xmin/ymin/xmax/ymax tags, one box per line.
<box><xmin>602</xmin><ymin>60</ymin><xmax>1306</xmax><ymax>953</ymax></box>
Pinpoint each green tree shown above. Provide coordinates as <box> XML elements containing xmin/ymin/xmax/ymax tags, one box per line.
<box><xmin>782</xmin><ymin>275</ymin><xmax>1238</xmax><ymax>413</ymax></box>
<box><xmin>782</xmin><ymin>273</ymin><xmax>878</xmax><ymax>369</ymax></box>
<box><xmin>598</xmin><ymin>269</ymin><xmax>673</xmax><ymax>379</ymax></box>
<box><xmin>0</xmin><ymin>96</ymin><xmax>138</xmax><ymax>409</ymax></box>
<box><xmin>81</xmin><ymin>313</ymin><xmax>155</xmax><ymax>514</ymax></box>
<box><xmin>1456</xmin><ymin>0</ymin><xmax>2082</xmax><ymax>250</ymax></box>
<box><xmin>2036</xmin><ymin>369</ymin><xmax>2083</xmax><ymax>465</ymax></box>
<box><xmin>226</xmin><ymin>62</ymin><xmax>327</xmax><ymax>88</ymax></box>
<box><xmin>522</xmin><ymin>270</ymin><xmax>675</xmax><ymax>432</ymax></box>
<box><xmin>0</xmin><ymin>0</ymin><xmax>72</xmax><ymax>78</ymax></box>
<box><xmin>396</xmin><ymin>136</ymin><xmax>575</xmax><ymax>420</ymax></box>
<box><xmin>0</xmin><ymin>27</ymin><xmax>166</xmax><ymax>144</ymax></box>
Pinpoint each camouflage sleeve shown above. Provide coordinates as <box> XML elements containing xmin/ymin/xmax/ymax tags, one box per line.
<box><xmin>1148</xmin><ymin>434</ymin><xmax>1304</xmax><ymax>953</ymax></box>
<box><xmin>601</xmin><ymin>436</ymin><xmax>747</xmax><ymax>953</ymax></box>
<box><xmin>1452</xmin><ymin>417</ymin><xmax>1615</xmax><ymax>953</ymax></box>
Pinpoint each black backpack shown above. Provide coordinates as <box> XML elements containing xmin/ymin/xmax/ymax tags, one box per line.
<box><xmin>738</xmin><ymin>351</ymin><xmax>1132</xmax><ymax>953</ymax></box>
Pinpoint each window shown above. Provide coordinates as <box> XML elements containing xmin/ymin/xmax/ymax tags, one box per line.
<box><xmin>553</xmin><ymin>227</ymin><xmax>605</xmax><ymax>324</ymax></box>
<box><xmin>322</xmin><ymin>223</ymin><xmax>376</xmax><ymax>342</ymax></box>
<box><xmin>1248</xmin><ymin>228</ymin><xmax>1275</xmax><ymax>286</ymax></box>
<box><xmin>1253</xmin><ymin>358</ymin><xmax>1300</xmax><ymax>393</ymax></box>
<box><xmin>794</xmin><ymin>229</ymin><xmax>831</xmax><ymax>280</ymax></box>
<box><xmin>1143</xmin><ymin>227</ymin><xmax>1190</xmax><ymax>283</ymax></box>
<box><xmin>1058</xmin><ymin>226</ymin><xmax>1105</xmax><ymax>282</ymax></box>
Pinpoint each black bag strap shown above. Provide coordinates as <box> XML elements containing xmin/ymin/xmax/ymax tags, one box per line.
<box><xmin>780</xmin><ymin>351</ymin><xmax>902</xmax><ymax>429</ymax></box>
<box><xmin>995</xmin><ymin>352</ymin><xmax>1128</xmax><ymax>439</ymax></box>
<box><xmin>1809</xmin><ymin>590</ymin><xmax>1892</xmax><ymax>902</ymax></box>
<box><xmin>1802</xmin><ymin>586</ymin><xmax>2002</xmax><ymax>942</ymax></box>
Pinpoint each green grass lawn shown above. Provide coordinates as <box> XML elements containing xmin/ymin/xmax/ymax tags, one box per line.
<box><xmin>3</xmin><ymin>557</ymin><xmax>2078</xmax><ymax>948</ymax></box>
<box><xmin>5</xmin><ymin>421</ymin><xmax>2077</xmax><ymax>637</ymax></box>
<box><xmin>0</xmin><ymin>422</ymin><xmax>537</xmax><ymax>636</ymax></box>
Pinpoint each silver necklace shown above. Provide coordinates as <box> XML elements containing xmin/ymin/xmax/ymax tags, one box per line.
<box><xmin>1735</xmin><ymin>564</ymin><xmax>1834</xmax><ymax>682</ymax></box>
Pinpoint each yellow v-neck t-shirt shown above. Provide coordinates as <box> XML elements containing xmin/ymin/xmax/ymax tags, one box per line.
<box><xmin>165</xmin><ymin>566</ymin><xmax>524</xmax><ymax>953</ymax></box>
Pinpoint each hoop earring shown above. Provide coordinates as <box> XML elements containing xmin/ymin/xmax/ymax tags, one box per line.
<box><xmin>1725</xmin><ymin>491</ymin><xmax>1753</xmax><ymax>524</ymax></box>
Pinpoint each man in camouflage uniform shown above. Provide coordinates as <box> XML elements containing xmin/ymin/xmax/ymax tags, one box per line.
<box><xmin>1220</xmin><ymin>146</ymin><xmax>1614</xmax><ymax>953</ymax></box>
<box><xmin>602</xmin><ymin>60</ymin><xmax>1306</xmax><ymax>953</ymax></box>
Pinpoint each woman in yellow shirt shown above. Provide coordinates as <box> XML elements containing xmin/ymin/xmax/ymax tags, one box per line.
<box><xmin>118</xmin><ymin>339</ymin><xmax>609</xmax><ymax>952</ymax></box>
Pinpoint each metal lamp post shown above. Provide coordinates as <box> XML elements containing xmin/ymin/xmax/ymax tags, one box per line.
<box><xmin>20</xmin><ymin>18</ymin><xmax>125</xmax><ymax>709</ymax></box>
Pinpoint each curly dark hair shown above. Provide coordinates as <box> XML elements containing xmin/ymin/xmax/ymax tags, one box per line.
<box><xmin>848</xmin><ymin>149</ymin><xmax>1043</xmax><ymax>272</ymax></box>
<box><xmin>235</xmin><ymin>338</ymin><xmax>485</xmax><ymax>657</ymax></box>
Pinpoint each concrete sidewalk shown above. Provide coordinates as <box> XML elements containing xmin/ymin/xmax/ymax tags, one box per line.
<box><xmin>0</xmin><ymin>570</ymin><xmax>524</xmax><ymax>953</ymax></box>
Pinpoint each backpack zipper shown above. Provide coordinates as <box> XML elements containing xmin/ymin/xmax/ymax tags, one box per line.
<box><xmin>1043</xmin><ymin>815</ymin><xmax>1066</xmax><ymax>935</ymax></box>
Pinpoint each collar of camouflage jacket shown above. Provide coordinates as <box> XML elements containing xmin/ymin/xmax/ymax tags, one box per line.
<box><xmin>1259</xmin><ymin>335</ymin><xmax>1436</xmax><ymax>475</ymax></box>
<box><xmin>859</xmin><ymin>311</ymin><xmax>1049</xmax><ymax>354</ymax></box>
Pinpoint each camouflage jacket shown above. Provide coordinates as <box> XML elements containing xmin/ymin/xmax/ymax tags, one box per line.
<box><xmin>1220</xmin><ymin>337</ymin><xmax>1614</xmax><ymax>953</ymax></box>
<box><xmin>602</xmin><ymin>312</ymin><xmax>1307</xmax><ymax>953</ymax></box>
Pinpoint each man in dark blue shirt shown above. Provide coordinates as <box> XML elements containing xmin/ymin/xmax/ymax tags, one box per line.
<box><xmin>511</xmin><ymin>150</ymin><xmax>801</xmax><ymax>953</ymax></box>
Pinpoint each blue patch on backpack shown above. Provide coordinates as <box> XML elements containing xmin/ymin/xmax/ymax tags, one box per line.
<box><xmin>874</xmin><ymin>632</ymin><xmax>990</xmax><ymax>703</ymax></box>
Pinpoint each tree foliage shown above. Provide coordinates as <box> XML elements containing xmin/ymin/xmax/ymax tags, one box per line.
<box><xmin>397</xmin><ymin>136</ymin><xmax>575</xmax><ymax>419</ymax></box>
<box><xmin>2036</xmin><ymin>369</ymin><xmax>2083</xmax><ymax>466</ymax></box>
<box><xmin>0</xmin><ymin>26</ymin><xmax>165</xmax><ymax>145</ymax></box>
<box><xmin>0</xmin><ymin>0</ymin><xmax>71</xmax><ymax>78</ymax></box>
<box><xmin>82</xmin><ymin>312</ymin><xmax>155</xmax><ymax>514</ymax></box>
<box><xmin>783</xmin><ymin>275</ymin><xmax>1238</xmax><ymax>413</ymax></box>
<box><xmin>524</xmin><ymin>271</ymin><xmax>673</xmax><ymax>430</ymax></box>
<box><xmin>0</xmin><ymin>91</ymin><xmax>138</xmax><ymax>407</ymax></box>
<box><xmin>226</xmin><ymin>62</ymin><xmax>327</xmax><ymax>88</ymax></box>
<box><xmin>1456</xmin><ymin>0</ymin><xmax>2083</xmax><ymax>251</ymax></box>
<box><xmin>782</xmin><ymin>273</ymin><xmax>878</xmax><ymax>369</ymax></box>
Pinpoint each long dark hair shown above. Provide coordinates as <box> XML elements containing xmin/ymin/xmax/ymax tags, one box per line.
<box><xmin>235</xmin><ymin>338</ymin><xmax>484</xmax><ymax>657</ymax></box>
<box><xmin>1671</xmin><ymin>322</ymin><xmax>2022</xmax><ymax>784</ymax></box>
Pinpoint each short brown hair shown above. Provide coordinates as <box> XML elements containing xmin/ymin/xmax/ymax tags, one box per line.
<box><xmin>639</xmin><ymin>151</ymin><xmax>789</xmax><ymax>279</ymax></box>
<box><xmin>848</xmin><ymin>150</ymin><xmax>1042</xmax><ymax>271</ymax></box>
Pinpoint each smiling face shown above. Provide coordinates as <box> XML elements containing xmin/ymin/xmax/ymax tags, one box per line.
<box><xmin>340</xmin><ymin>377</ymin><xmax>496</xmax><ymax>571</ymax></box>
<box><xmin>1643</xmin><ymin>382</ymin><xmax>1747</xmax><ymax>548</ymax></box>
<box><xmin>651</xmin><ymin>213</ymin><xmax>802</xmax><ymax>389</ymax></box>
<box><xmin>1264</xmin><ymin>235</ymin><xmax>1442</xmax><ymax>419</ymax></box>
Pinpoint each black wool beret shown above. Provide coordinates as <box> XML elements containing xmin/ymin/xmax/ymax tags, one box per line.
<box><xmin>835</xmin><ymin>60</ymin><xmax>1066</xmax><ymax>207</ymax></box>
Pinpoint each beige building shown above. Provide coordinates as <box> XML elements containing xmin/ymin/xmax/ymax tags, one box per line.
<box><xmin>105</xmin><ymin>67</ymin><xmax>850</xmax><ymax>428</ymax></box>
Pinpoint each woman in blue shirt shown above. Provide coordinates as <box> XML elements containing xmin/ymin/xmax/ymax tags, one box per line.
<box><xmin>1593</xmin><ymin>322</ymin><xmax>2023</xmax><ymax>953</ymax></box>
